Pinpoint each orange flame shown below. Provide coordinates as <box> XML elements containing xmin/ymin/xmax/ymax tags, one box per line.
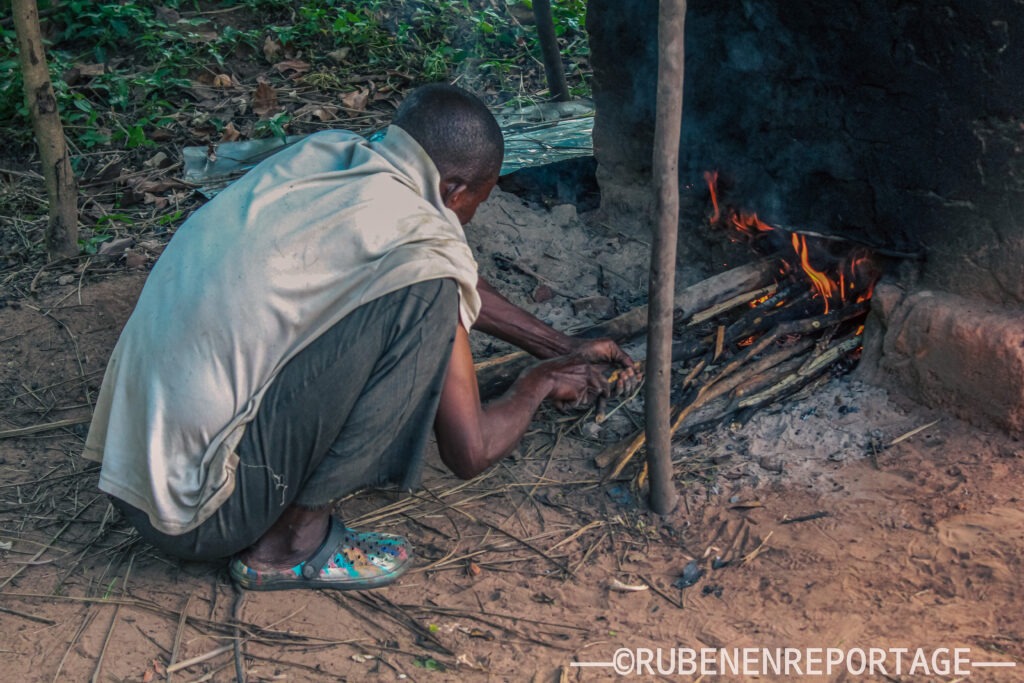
<box><xmin>705</xmin><ymin>170</ymin><xmax>879</xmax><ymax>314</ymax></box>
<box><xmin>704</xmin><ymin>171</ymin><xmax>721</xmax><ymax>223</ymax></box>
<box><xmin>791</xmin><ymin>233</ymin><xmax>836</xmax><ymax>314</ymax></box>
<box><xmin>731</xmin><ymin>211</ymin><xmax>775</xmax><ymax>237</ymax></box>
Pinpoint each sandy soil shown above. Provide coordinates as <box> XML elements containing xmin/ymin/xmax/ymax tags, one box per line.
<box><xmin>1</xmin><ymin>189</ymin><xmax>1021</xmax><ymax>682</ymax></box>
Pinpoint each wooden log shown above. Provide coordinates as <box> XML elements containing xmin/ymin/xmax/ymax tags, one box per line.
<box><xmin>735</xmin><ymin>334</ymin><xmax>862</xmax><ymax>410</ymax></box>
<box><xmin>725</xmin><ymin>289</ymin><xmax>814</xmax><ymax>341</ymax></box>
<box><xmin>600</xmin><ymin>336</ymin><xmax>814</xmax><ymax>480</ymax></box>
<box><xmin>582</xmin><ymin>258</ymin><xmax>778</xmax><ymax>341</ymax></box>
<box><xmin>688</xmin><ymin>283</ymin><xmax>777</xmax><ymax>326</ymax></box>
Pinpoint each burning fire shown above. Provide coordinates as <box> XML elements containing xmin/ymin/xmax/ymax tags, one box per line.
<box><xmin>704</xmin><ymin>170</ymin><xmax>721</xmax><ymax>223</ymax></box>
<box><xmin>705</xmin><ymin>172</ymin><xmax>879</xmax><ymax>315</ymax></box>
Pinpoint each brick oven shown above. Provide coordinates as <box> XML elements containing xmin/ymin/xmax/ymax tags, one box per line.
<box><xmin>585</xmin><ymin>0</ymin><xmax>1024</xmax><ymax>437</ymax></box>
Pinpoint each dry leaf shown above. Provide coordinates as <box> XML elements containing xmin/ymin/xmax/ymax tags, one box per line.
<box><xmin>293</xmin><ymin>103</ymin><xmax>338</xmax><ymax>122</ymax></box>
<box><xmin>134</xmin><ymin>178</ymin><xmax>189</xmax><ymax>193</ymax></box>
<box><xmin>155</xmin><ymin>6</ymin><xmax>180</xmax><ymax>23</ymax></box>
<box><xmin>118</xmin><ymin>187</ymin><xmax>145</xmax><ymax>206</ymax></box>
<box><xmin>263</xmin><ymin>36</ymin><xmax>282</xmax><ymax>62</ymax></box>
<box><xmin>340</xmin><ymin>88</ymin><xmax>369</xmax><ymax>111</ymax></box>
<box><xmin>273</xmin><ymin>59</ymin><xmax>311</xmax><ymax>78</ymax></box>
<box><xmin>143</xmin><ymin>151</ymin><xmax>168</xmax><ymax>169</ymax></box>
<box><xmin>185</xmin><ymin>30</ymin><xmax>218</xmax><ymax>43</ymax></box>
<box><xmin>149</xmin><ymin>128</ymin><xmax>174</xmax><ymax>142</ymax></box>
<box><xmin>212</xmin><ymin>73</ymin><xmax>234</xmax><ymax>88</ymax></box>
<box><xmin>327</xmin><ymin>47</ymin><xmax>351</xmax><ymax>63</ymax></box>
<box><xmin>220</xmin><ymin>121</ymin><xmax>241</xmax><ymax>142</ymax></box>
<box><xmin>313</xmin><ymin>106</ymin><xmax>338</xmax><ymax>122</ymax></box>
<box><xmin>459</xmin><ymin>627</ymin><xmax>495</xmax><ymax>641</ymax></box>
<box><xmin>76</xmin><ymin>62</ymin><xmax>105</xmax><ymax>77</ymax></box>
<box><xmin>137</xmin><ymin>239</ymin><xmax>165</xmax><ymax>253</ymax></box>
<box><xmin>125</xmin><ymin>249</ymin><xmax>148</xmax><ymax>270</ymax></box>
<box><xmin>144</xmin><ymin>192</ymin><xmax>169</xmax><ymax>210</ymax></box>
<box><xmin>252</xmin><ymin>81</ymin><xmax>280</xmax><ymax>118</ymax></box>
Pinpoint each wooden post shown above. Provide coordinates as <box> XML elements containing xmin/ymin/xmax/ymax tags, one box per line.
<box><xmin>12</xmin><ymin>0</ymin><xmax>79</xmax><ymax>260</ymax></box>
<box><xmin>532</xmin><ymin>0</ymin><xmax>570</xmax><ymax>101</ymax></box>
<box><xmin>645</xmin><ymin>0</ymin><xmax>686</xmax><ymax>515</ymax></box>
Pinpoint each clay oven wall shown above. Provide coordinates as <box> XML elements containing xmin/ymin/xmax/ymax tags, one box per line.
<box><xmin>585</xmin><ymin>0</ymin><xmax>1024</xmax><ymax>436</ymax></box>
<box><xmin>587</xmin><ymin>0</ymin><xmax>1024</xmax><ymax>303</ymax></box>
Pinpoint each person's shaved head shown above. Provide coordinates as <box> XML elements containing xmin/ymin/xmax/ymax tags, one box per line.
<box><xmin>394</xmin><ymin>84</ymin><xmax>504</xmax><ymax>191</ymax></box>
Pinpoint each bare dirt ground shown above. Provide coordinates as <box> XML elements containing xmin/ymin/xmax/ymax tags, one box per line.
<box><xmin>1</xmin><ymin>189</ymin><xmax>1022</xmax><ymax>682</ymax></box>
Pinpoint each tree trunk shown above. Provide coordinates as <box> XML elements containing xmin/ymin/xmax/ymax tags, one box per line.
<box><xmin>532</xmin><ymin>0</ymin><xmax>570</xmax><ymax>101</ymax></box>
<box><xmin>12</xmin><ymin>0</ymin><xmax>78</xmax><ymax>260</ymax></box>
<box><xmin>645</xmin><ymin>0</ymin><xmax>687</xmax><ymax>515</ymax></box>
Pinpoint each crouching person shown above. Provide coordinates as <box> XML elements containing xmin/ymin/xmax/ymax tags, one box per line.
<box><xmin>84</xmin><ymin>84</ymin><xmax>636</xmax><ymax>591</ymax></box>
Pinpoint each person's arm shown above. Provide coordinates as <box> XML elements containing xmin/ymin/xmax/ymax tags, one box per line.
<box><xmin>474</xmin><ymin>276</ymin><xmax>576</xmax><ymax>358</ymax></box>
<box><xmin>474</xmin><ymin>276</ymin><xmax>640</xmax><ymax>393</ymax></box>
<box><xmin>434</xmin><ymin>324</ymin><xmax>608</xmax><ymax>480</ymax></box>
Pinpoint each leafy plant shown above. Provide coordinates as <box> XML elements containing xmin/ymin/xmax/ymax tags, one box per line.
<box><xmin>2</xmin><ymin>0</ymin><xmax>591</xmax><ymax>154</ymax></box>
<box><xmin>253</xmin><ymin>112</ymin><xmax>293</xmax><ymax>142</ymax></box>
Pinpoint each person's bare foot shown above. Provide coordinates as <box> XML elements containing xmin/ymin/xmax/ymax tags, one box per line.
<box><xmin>238</xmin><ymin>505</ymin><xmax>330</xmax><ymax>569</ymax></box>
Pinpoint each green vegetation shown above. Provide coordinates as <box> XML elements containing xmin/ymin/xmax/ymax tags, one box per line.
<box><xmin>0</xmin><ymin>0</ymin><xmax>591</xmax><ymax>153</ymax></box>
<box><xmin>0</xmin><ymin>0</ymin><xmax>588</xmax><ymax>267</ymax></box>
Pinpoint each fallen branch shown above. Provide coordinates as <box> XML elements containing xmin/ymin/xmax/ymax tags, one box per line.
<box><xmin>780</xmin><ymin>511</ymin><xmax>830</xmax><ymax>525</ymax></box>
<box><xmin>0</xmin><ymin>416</ymin><xmax>91</xmax><ymax>439</ymax></box>
<box><xmin>166</xmin><ymin>645</ymin><xmax>235</xmax><ymax>675</ymax></box>
<box><xmin>0</xmin><ymin>604</ymin><xmax>56</xmax><ymax>625</ymax></box>
<box><xmin>885</xmin><ymin>419</ymin><xmax>941</xmax><ymax>448</ymax></box>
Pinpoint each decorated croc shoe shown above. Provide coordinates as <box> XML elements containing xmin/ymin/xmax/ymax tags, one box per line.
<box><xmin>229</xmin><ymin>517</ymin><xmax>411</xmax><ymax>591</ymax></box>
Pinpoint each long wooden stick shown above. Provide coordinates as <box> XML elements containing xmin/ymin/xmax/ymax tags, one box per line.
<box><xmin>0</xmin><ymin>416</ymin><xmax>90</xmax><ymax>439</ymax></box>
<box><xmin>645</xmin><ymin>0</ymin><xmax>687</xmax><ymax>514</ymax></box>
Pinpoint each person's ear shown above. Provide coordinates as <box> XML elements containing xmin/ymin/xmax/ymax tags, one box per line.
<box><xmin>440</xmin><ymin>180</ymin><xmax>470</xmax><ymax>210</ymax></box>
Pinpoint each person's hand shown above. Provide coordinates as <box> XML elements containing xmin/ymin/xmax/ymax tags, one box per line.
<box><xmin>535</xmin><ymin>357</ymin><xmax>611</xmax><ymax>411</ymax></box>
<box><xmin>564</xmin><ymin>338</ymin><xmax>642</xmax><ymax>397</ymax></box>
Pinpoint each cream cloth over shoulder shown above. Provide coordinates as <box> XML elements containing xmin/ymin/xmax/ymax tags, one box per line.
<box><xmin>83</xmin><ymin>126</ymin><xmax>481</xmax><ymax>535</ymax></box>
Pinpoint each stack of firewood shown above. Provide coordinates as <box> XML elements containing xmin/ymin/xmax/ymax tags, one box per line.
<box><xmin>475</xmin><ymin>249</ymin><xmax>874</xmax><ymax>485</ymax></box>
